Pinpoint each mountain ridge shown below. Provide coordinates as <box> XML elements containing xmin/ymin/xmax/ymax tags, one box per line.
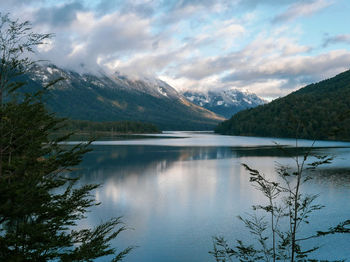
<box><xmin>183</xmin><ymin>89</ymin><xmax>266</xmax><ymax>119</ymax></box>
<box><xmin>23</xmin><ymin>64</ymin><xmax>224</xmax><ymax>130</ymax></box>
<box><xmin>215</xmin><ymin>69</ymin><xmax>350</xmax><ymax>141</ymax></box>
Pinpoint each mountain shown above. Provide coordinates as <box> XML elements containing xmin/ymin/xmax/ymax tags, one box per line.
<box><xmin>182</xmin><ymin>89</ymin><xmax>266</xmax><ymax>119</ymax></box>
<box><xmin>215</xmin><ymin>69</ymin><xmax>350</xmax><ymax>141</ymax></box>
<box><xmin>23</xmin><ymin>64</ymin><xmax>224</xmax><ymax>130</ymax></box>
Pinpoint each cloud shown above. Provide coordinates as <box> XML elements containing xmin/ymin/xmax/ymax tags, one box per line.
<box><xmin>173</xmin><ymin>33</ymin><xmax>311</xmax><ymax>80</ymax></box>
<box><xmin>34</xmin><ymin>10</ymin><xmax>157</xmax><ymax>73</ymax></box>
<box><xmin>34</xmin><ymin>2</ymin><xmax>84</xmax><ymax>27</ymax></box>
<box><xmin>105</xmin><ymin>48</ymin><xmax>185</xmax><ymax>77</ymax></box>
<box><xmin>272</xmin><ymin>0</ymin><xmax>333</xmax><ymax>23</ymax></box>
<box><xmin>220</xmin><ymin>49</ymin><xmax>350</xmax><ymax>97</ymax></box>
<box><xmin>96</xmin><ymin>0</ymin><xmax>157</xmax><ymax>17</ymax></box>
<box><xmin>1</xmin><ymin>0</ymin><xmax>348</xmax><ymax>100</ymax></box>
<box><xmin>323</xmin><ymin>34</ymin><xmax>350</xmax><ymax>47</ymax></box>
<box><xmin>1</xmin><ymin>0</ymin><xmax>45</xmax><ymax>5</ymax></box>
<box><xmin>237</xmin><ymin>0</ymin><xmax>298</xmax><ymax>9</ymax></box>
<box><xmin>224</xmin><ymin>50</ymin><xmax>350</xmax><ymax>81</ymax></box>
<box><xmin>103</xmin><ymin>16</ymin><xmax>246</xmax><ymax>77</ymax></box>
<box><xmin>158</xmin><ymin>30</ymin><xmax>349</xmax><ymax>98</ymax></box>
<box><xmin>95</xmin><ymin>0</ymin><xmax>119</xmax><ymax>14</ymax></box>
<box><xmin>168</xmin><ymin>0</ymin><xmax>233</xmax><ymax>11</ymax></box>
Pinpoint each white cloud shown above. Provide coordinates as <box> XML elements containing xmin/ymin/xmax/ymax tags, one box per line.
<box><xmin>37</xmin><ymin>39</ymin><xmax>54</xmax><ymax>53</ymax></box>
<box><xmin>323</xmin><ymin>34</ymin><xmax>350</xmax><ymax>47</ymax></box>
<box><xmin>34</xmin><ymin>10</ymin><xmax>157</xmax><ymax>72</ymax></box>
<box><xmin>273</xmin><ymin>0</ymin><xmax>333</xmax><ymax>23</ymax></box>
<box><xmin>1</xmin><ymin>0</ymin><xmax>349</xmax><ymax>100</ymax></box>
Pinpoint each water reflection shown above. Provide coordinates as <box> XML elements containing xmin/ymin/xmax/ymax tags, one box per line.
<box><xmin>71</xmin><ymin>134</ymin><xmax>350</xmax><ymax>262</ymax></box>
<box><xmin>69</xmin><ymin>131</ymin><xmax>350</xmax><ymax>148</ymax></box>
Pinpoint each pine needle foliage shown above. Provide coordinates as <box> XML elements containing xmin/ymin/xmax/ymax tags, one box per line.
<box><xmin>0</xmin><ymin>13</ymin><xmax>131</xmax><ymax>261</ymax></box>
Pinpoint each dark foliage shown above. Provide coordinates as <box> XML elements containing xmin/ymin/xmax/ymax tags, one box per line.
<box><xmin>60</xmin><ymin>119</ymin><xmax>160</xmax><ymax>135</ymax></box>
<box><xmin>210</xmin><ymin>142</ymin><xmax>345</xmax><ymax>262</ymax></box>
<box><xmin>0</xmin><ymin>92</ymin><xmax>131</xmax><ymax>261</ymax></box>
<box><xmin>0</xmin><ymin>13</ymin><xmax>131</xmax><ymax>261</ymax></box>
<box><xmin>20</xmin><ymin>64</ymin><xmax>223</xmax><ymax>131</ymax></box>
<box><xmin>215</xmin><ymin>70</ymin><xmax>350</xmax><ymax>141</ymax></box>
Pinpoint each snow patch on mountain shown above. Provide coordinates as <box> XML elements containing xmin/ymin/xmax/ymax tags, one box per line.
<box><xmin>31</xmin><ymin>64</ymin><xmax>182</xmax><ymax>99</ymax></box>
<box><xmin>24</xmin><ymin>63</ymin><xmax>224</xmax><ymax>130</ymax></box>
<box><xmin>182</xmin><ymin>89</ymin><xmax>266</xmax><ymax>119</ymax></box>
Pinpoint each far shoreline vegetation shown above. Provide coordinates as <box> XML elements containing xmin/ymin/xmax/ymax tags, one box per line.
<box><xmin>2</xmin><ymin>8</ymin><xmax>350</xmax><ymax>262</ymax></box>
<box><xmin>215</xmin><ymin>69</ymin><xmax>350</xmax><ymax>142</ymax></box>
<box><xmin>56</xmin><ymin>119</ymin><xmax>160</xmax><ymax>138</ymax></box>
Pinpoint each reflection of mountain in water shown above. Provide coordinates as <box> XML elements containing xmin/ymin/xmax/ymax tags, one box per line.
<box><xmin>310</xmin><ymin>168</ymin><xmax>350</xmax><ymax>186</ymax></box>
<box><xmin>74</xmin><ymin>145</ymin><xmax>350</xmax><ymax>170</ymax></box>
<box><xmin>73</xmin><ymin>145</ymin><xmax>350</xmax><ymax>184</ymax></box>
<box><xmin>74</xmin><ymin>146</ymin><xmax>236</xmax><ymax>182</ymax></box>
<box><xmin>68</xmin><ymin>143</ymin><xmax>350</xmax><ymax>262</ymax></box>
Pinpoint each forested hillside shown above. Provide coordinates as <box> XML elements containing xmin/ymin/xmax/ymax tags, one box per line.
<box><xmin>215</xmin><ymin>69</ymin><xmax>350</xmax><ymax>141</ymax></box>
<box><xmin>22</xmin><ymin>64</ymin><xmax>224</xmax><ymax>131</ymax></box>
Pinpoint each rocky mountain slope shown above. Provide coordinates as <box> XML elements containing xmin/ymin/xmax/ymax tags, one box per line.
<box><xmin>215</xmin><ymin>69</ymin><xmax>350</xmax><ymax>141</ymax></box>
<box><xmin>183</xmin><ymin>89</ymin><xmax>266</xmax><ymax>119</ymax></box>
<box><xmin>23</xmin><ymin>64</ymin><xmax>224</xmax><ymax>130</ymax></box>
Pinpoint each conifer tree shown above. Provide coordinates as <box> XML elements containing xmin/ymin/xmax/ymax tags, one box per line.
<box><xmin>0</xmin><ymin>13</ymin><xmax>131</xmax><ymax>261</ymax></box>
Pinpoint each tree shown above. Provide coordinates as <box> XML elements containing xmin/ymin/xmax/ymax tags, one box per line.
<box><xmin>209</xmin><ymin>139</ymin><xmax>344</xmax><ymax>262</ymax></box>
<box><xmin>0</xmin><ymin>13</ymin><xmax>131</xmax><ymax>261</ymax></box>
<box><xmin>0</xmin><ymin>12</ymin><xmax>51</xmax><ymax>177</ymax></box>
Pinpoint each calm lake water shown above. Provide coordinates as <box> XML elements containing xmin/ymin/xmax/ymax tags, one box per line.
<box><xmin>72</xmin><ymin>132</ymin><xmax>350</xmax><ymax>261</ymax></box>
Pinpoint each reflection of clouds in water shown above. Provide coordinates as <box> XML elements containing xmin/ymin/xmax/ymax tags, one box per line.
<box><xmin>70</xmin><ymin>133</ymin><xmax>350</xmax><ymax>262</ymax></box>
<box><xmin>95</xmin><ymin>190</ymin><xmax>100</xmax><ymax>203</ymax></box>
<box><xmin>80</xmin><ymin>144</ymin><xmax>350</xmax><ymax>225</ymax></box>
<box><xmin>104</xmin><ymin>180</ymin><xmax>120</xmax><ymax>203</ymax></box>
<box><xmin>310</xmin><ymin>169</ymin><xmax>350</xmax><ymax>187</ymax></box>
<box><xmin>155</xmin><ymin>159</ymin><xmax>169</xmax><ymax>172</ymax></box>
<box><xmin>82</xmin><ymin>132</ymin><xmax>350</xmax><ymax>148</ymax></box>
<box><xmin>91</xmin><ymin>155</ymin><xmax>264</xmax><ymax>232</ymax></box>
<box><xmin>98</xmin><ymin>159</ymin><xmax>222</xmax><ymax>214</ymax></box>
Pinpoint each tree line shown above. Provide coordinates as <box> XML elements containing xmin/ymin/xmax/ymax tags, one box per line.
<box><xmin>60</xmin><ymin>119</ymin><xmax>160</xmax><ymax>135</ymax></box>
<box><xmin>2</xmin><ymin>12</ymin><xmax>350</xmax><ymax>262</ymax></box>
<box><xmin>215</xmin><ymin>70</ymin><xmax>350</xmax><ymax>141</ymax></box>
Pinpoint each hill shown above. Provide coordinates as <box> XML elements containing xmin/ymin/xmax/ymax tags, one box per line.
<box><xmin>183</xmin><ymin>89</ymin><xmax>266</xmax><ymax>119</ymax></box>
<box><xmin>215</xmin><ymin>69</ymin><xmax>350</xmax><ymax>141</ymax></box>
<box><xmin>23</xmin><ymin>64</ymin><xmax>224</xmax><ymax>130</ymax></box>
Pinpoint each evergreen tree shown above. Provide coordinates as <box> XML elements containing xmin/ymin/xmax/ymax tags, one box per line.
<box><xmin>0</xmin><ymin>13</ymin><xmax>131</xmax><ymax>261</ymax></box>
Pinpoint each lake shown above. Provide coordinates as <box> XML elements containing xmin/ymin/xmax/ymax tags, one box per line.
<box><xmin>71</xmin><ymin>132</ymin><xmax>350</xmax><ymax>261</ymax></box>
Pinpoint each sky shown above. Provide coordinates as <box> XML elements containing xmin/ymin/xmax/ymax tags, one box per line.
<box><xmin>1</xmin><ymin>0</ymin><xmax>350</xmax><ymax>100</ymax></box>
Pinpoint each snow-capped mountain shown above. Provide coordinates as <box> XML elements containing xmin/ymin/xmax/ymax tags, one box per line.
<box><xmin>113</xmin><ymin>71</ymin><xmax>180</xmax><ymax>99</ymax></box>
<box><xmin>24</xmin><ymin>64</ymin><xmax>224</xmax><ymax>130</ymax></box>
<box><xmin>182</xmin><ymin>89</ymin><xmax>267</xmax><ymax>119</ymax></box>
